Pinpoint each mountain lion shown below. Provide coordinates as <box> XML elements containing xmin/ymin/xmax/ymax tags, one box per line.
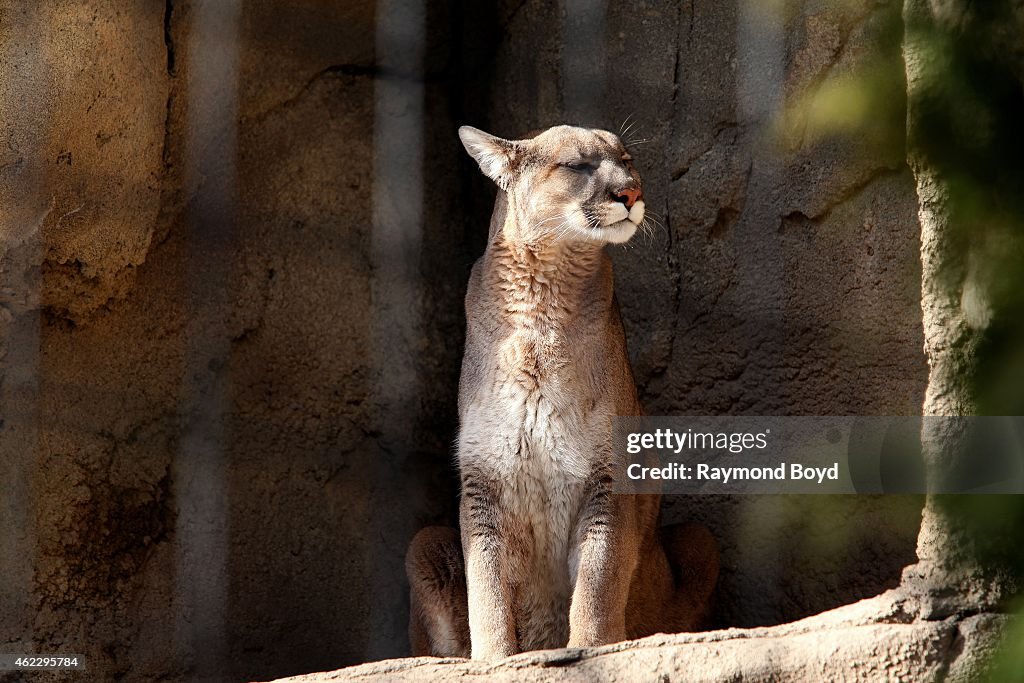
<box><xmin>406</xmin><ymin>124</ymin><xmax>719</xmax><ymax>659</ymax></box>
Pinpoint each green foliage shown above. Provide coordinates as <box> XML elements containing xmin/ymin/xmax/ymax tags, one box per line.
<box><xmin>984</xmin><ymin>599</ymin><xmax>1024</xmax><ymax>681</ymax></box>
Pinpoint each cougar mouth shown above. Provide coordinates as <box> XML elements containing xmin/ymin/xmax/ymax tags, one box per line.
<box><xmin>584</xmin><ymin>200</ymin><xmax>643</xmax><ymax>240</ymax></box>
<box><xmin>627</xmin><ymin>200</ymin><xmax>645</xmax><ymax>225</ymax></box>
<box><xmin>596</xmin><ymin>200</ymin><xmax>646</xmax><ymax>228</ymax></box>
<box><xmin>585</xmin><ymin>199</ymin><xmax>645</xmax><ymax>244</ymax></box>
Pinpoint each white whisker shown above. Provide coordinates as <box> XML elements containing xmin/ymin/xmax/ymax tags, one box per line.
<box><xmin>618</xmin><ymin>113</ymin><xmax>634</xmax><ymax>136</ymax></box>
<box><xmin>621</xmin><ymin>120</ymin><xmax>638</xmax><ymax>140</ymax></box>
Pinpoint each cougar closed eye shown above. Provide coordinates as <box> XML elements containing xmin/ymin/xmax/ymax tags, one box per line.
<box><xmin>562</xmin><ymin>161</ymin><xmax>594</xmax><ymax>172</ymax></box>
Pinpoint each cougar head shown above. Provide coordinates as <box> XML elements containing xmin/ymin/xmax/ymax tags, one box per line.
<box><xmin>459</xmin><ymin>124</ymin><xmax>646</xmax><ymax>245</ymax></box>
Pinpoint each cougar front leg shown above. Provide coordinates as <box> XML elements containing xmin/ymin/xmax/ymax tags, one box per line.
<box><xmin>567</xmin><ymin>483</ymin><xmax>638</xmax><ymax>648</ymax></box>
<box><xmin>460</xmin><ymin>474</ymin><xmax>518</xmax><ymax>659</ymax></box>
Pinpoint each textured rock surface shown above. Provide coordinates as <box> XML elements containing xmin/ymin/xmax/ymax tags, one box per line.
<box><xmin>2</xmin><ymin>1</ymin><xmax>464</xmax><ymax>680</ymax></box>
<box><xmin>0</xmin><ymin>0</ymin><xmax>934</xmax><ymax>681</ymax></box>
<box><xmin>900</xmin><ymin>0</ymin><xmax>1024</xmax><ymax>620</ymax></box>
<box><xmin>0</xmin><ymin>2</ymin><xmax>171</xmax><ymax>679</ymax></box>
<box><xmin>267</xmin><ymin>593</ymin><xmax>1013</xmax><ymax>683</ymax></box>
<box><xmin>0</xmin><ymin>1</ymin><xmax>169</xmax><ymax>321</ymax></box>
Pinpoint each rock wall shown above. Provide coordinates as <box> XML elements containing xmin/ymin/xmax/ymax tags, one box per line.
<box><xmin>0</xmin><ymin>0</ymin><xmax>926</xmax><ymax>681</ymax></box>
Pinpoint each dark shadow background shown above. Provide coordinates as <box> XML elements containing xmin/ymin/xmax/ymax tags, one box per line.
<box><xmin>0</xmin><ymin>1</ymin><xmax>929</xmax><ymax>681</ymax></box>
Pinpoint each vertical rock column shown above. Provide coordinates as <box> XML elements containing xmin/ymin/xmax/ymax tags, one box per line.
<box><xmin>902</xmin><ymin>0</ymin><xmax>1024</xmax><ymax>615</ymax></box>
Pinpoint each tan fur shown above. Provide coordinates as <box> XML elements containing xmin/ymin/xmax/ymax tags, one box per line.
<box><xmin>406</xmin><ymin>125</ymin><xmax>718</xmax><ymax>660</ymax></box>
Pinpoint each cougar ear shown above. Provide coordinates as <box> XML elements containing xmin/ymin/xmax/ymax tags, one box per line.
<box><xmin>458</xmin><ymin>126</ymin><xmax>519</xmax><ymax>190</ymax></box>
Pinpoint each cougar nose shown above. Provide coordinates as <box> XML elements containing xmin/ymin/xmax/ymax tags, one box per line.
<box><xmin>613</xmin><ymin>187</ymin><xmax>642</xmax><ymax>208</ymax></box>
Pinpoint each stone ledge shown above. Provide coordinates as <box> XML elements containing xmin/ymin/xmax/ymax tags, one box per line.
<box><xmin>266</xmin><ymin>592</ymin><xmax>1011</xmax><ymax>682</ymax></box>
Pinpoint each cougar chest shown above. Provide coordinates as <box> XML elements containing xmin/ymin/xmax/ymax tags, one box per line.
<box><xmin>495</xmin><ymin>325</ymin><xmax>584</xmax><ymax>651</ymax></box>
